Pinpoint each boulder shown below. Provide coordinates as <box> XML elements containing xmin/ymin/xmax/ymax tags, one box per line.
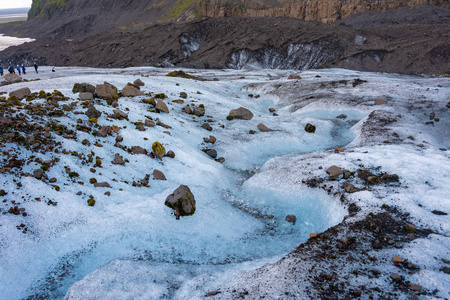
<box><xmin>152</xmin><ymin>169</ymin><xmax>167</xmax><ymax>180</ymax></box>
<box><xmin>165</xmin><ymin>185</ymin><xmax>196</xmax><ymax>219</ymax></box>
<box><xmin>73</xmin><ymin>83</ymin><xmax>95</xmax><ymax>94</ymax></box>
<box><xmin>86</xmin><ymin>106</ymin><xmax>102</xmax><ymax>119</ymax></box>
<box><xmin>288</xmin><ymin>74</ymin><xmax>302</xmax><ymax>80</ymax></box>
<box><xmin>79</xmin><ymin>92</ymin><xmax>93</xmax><ymax>101</ymax></box>
<box><xmin>133</xmin><ymin>78</ymin><xmax>145</xmax><ymax>86</ymax></box>
<box><xmin>9</xmin><ymin>87</ymin><xmax>31</xmax><ymax>100</ymax></box>
<box><xmin>304</xmin><ymin>123</ymin><xmax>316</xmax><ymax>133</ymax></box>
<box><xmin>229</xmin><ymin>107</ymin><xmax>253</xmax><ymax>120</ymax></box>
<box><xmin>131</xmin><ymin>146</ymin><xmax>147</xmax><ymax>155</ymax></box>
<box><xmin>112</xmin><ymin>153</ymin><xmax>125</xmax><ymax>165</ymax></box>
<box><xmin>156</xmin><ymin>100</ymin><xmax>169</xmax><ymax>113</ymax></box>
<box><xmin>327</xmin><ymin>165</ymin><xmax>342</xmax><ymax>179</ymax></box>
<box><xmin>96</xmin><ymin>82</ymin><xmax>118</xmax><ymax>101</ymax></box>
<box><xmin>374</xmin><ymin>97</ymin><xmax>388</xmax><ymax>105</ymax></box>
<box><xmin>121</xmin><ymin>84</ymin><xmax>144</xmax><ymax>97</ymax></box>
<box><xmin>257</xmin><ymin>123</ymin><xmax>270</xmax><ymax>132</ymax></box>
<box><xmin>4</xmin><ymin>74</ymin><xmax>22</xmax><ymax>83</ymax></box>
<box><xmin>152</xmin><ymin>141</ymin><xmax>166</xmax><ymax>160</ymax></box>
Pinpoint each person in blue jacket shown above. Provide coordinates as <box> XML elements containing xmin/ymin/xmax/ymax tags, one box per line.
<box><xmin>8</xmin><ymin>65</ymin><xmax>15</xmax><ymax>74</ymax></box>
<box><xmin>16</xmin><ymin>65</ymin><xmax>21</xmax><ymax>75</ymax></box>
<box><xmin>21</xmin><ymin>64</ymin><xmax>26</xmax><ymax>75</ymax></box>
<box><xmin>0</xmin><ymin>66</ymin><xmax>3</xmax><ymax>76</ymax></box>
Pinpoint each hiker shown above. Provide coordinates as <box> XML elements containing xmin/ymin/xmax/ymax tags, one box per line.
<box><xmin>16</xmin><ymin>65</ymin><xmax>21</xmax><ymax>75</ymax></box>
<box><xmin>34</xmin><ymin>63</ymin><xmax>38</xmax><ymax>73</ymax></box>
<box><xmin>21</xmin><ymin>64</ymin><xmax>26</xmax><ymax>75</ymax></box>
<box><xmin>8</xmin><ymin>65</ymin><xmax>15</xmax><ymax>74</ymax></box>
<box><xmin>0</xmin><ymin>66</ymin><xmax>3</xmax><ymax>76</ymax></box>
<box><xmin>52</xmin><ymin>67</ymin><xmax>56</xmax><ymax>72</ymax></box>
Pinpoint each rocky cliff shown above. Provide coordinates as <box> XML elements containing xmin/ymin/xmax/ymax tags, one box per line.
<box><xmin>199</xmin><ymin>0</ymin><xmax>450</xmax><ymax>24</ymax></box>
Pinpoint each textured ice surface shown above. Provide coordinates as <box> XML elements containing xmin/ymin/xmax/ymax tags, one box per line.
<box><xmin>0</xmin><ymin>34</ymin><xmax>35</xmax><ymax>51</ymax></box>
<box><xmin>0</xmin><ymin>67</ymin><xmax>449</xmax><ymax>299</ymax></box>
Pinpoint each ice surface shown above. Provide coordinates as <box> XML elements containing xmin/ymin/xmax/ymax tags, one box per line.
<box><xmin>0</xmin><ymin>34</ymin><xmax>35</xmax><ymax>51</ymax></box>
<box><xmin>0</xmin><ymin>66</ymin><xmax>449</xmax><ymax>299</ymax></box>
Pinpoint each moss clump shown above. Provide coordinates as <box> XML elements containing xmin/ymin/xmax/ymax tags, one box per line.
<box><xmin>69</xmin><ymin>172</ymin><xmax>79</xmax><ymax>178</ymax></box>
<box><xmin>87</xmin><ymin>196</ymin><xmax>95</xmax><ymax>207</ymax></box>
<box><xmin>154</xmin><ymin>93</ymin><xmax>167</xmax><ymax>99</ymax></box>
<box><xmin>88</xmin><ymin>118</ymin><xmax>98</xmax><ymax>123</ymax></box>
<box><xmin>89</xmin><ymin>178</ymin><xmax>97</xmax><ymax>184</ymax></box>
<box><xmin>38</xmin><ymin>90</ymin><xmax>46</xmax><ymax>99</ymax></box>
<box><xmin>152</xmin><ymin>141</ymin><xmax>166</xmax><ymax>160</ymax></box>
<box><xmin>226</xmin><ymin>115</ymin><xmax>235</xmax><ymax>121</ymax></box>
<box><xmin>0</xmin><ymin>189</ymin><xmax>7</xmax><ymax>197</ymax></box>
<box><xmin>166</xmin><ymin>70</ymin><xmax>207</xmax><ymax>81</ymax></box>
<box><xmin>95</xmin><ymin>157</ymin><xmax>102</xmax><ymax>167</ymax></box>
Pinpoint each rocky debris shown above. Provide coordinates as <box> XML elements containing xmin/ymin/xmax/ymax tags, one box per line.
<box><xmin>112</xmin><ymin>154</ymin><xmax>125</xmax><ymax>165</ymax></box>
<box><xmin>201</xmin><ymin>123</ymin><xmax>212</xmax><ymax>131</ymax></box>
<box><xmin>205</xmin><ymin>149</ymin><xmax>217</xmax><ymax>159</ymax></box>
<box><xmin>73</xmin><ymin>83</ymin><xmax>95</xmax><ymax>94</ymax></box>
<box><xmin>94</xmin><ymin>182</ymin><xmax>111</xmax><ymax>188</ymax></box>
<box><xmin>165</xmin><ymin>185</ymin><xmax>196</xmax><ymax>219</ymax></box>
<box><xmin>257</xmin><ymin>123</ymin><xmax>270</xmax><ymax>132</ymax></box>
<box><xmin>152</xmin><ymin>141</ymin><xmax>166</xmax><ymax>160</ymax></box>
<box><xmin>133</xmin><ymin>78</ymin><xmax>145</xmax><ymax>87</ymax></box>
<box><xmin>342</xmin><ymin>182</ymin><xmax>359</xmax><ymax>193</ymax></box>
<box><xmin>375</xmin><ymin>97</ymin><xmax>388</xmax><ymax>105</ymax></box>
<box><xmin>121</xmin><ymin>84</ymin><xmax>144</xmax><ymax>97</ymax></box>
<box><xmin>152</xmin><ymin>169</ymin><xmax>167</xmax><ymax>180</ymax></box>
<box><xmin>326</xmin><ymin>165</ymin><xmax>342</xmax><ymax>179</ymax></box>
<box><xmin>156</xmin><ymin>100</ymin><xmax>169</xmax><ymax>113</ymax></box>
<box><xmin>9</xmin><ymin>87</ymin><xmax>31</xmax><ymax>100</ymax></box>
<box><xmin>285</xmin><ymin>214</ymin><xmax>297</xmax><ymax>225</ymax></box>
<box><xmin>96</xmin><ymin>82</ymin><xmax>118</xmax><ymax>101</ymax></box>
<box><xmin>111</xmin><ymin>109</ymin><xmax>128</xmax><ymax>120</ymax></box>
<box><xmin>304</xmin><ymin>123</ymin><xmax>316</xmax><ymax>133</ymax></box>
<box><xmin>336</xmin><ymin>114</ymin><xmax>347</xmax><ymax>119</ymax></box>
<box><xmin>4</xmin><ymin>74</ymin><xmax>22</xmax><ymax>83</ymax></box>
<box><xmin>33</xmin><ymin>168</ymin><xmax>44</xmax><ymax>179</ymax></box>
<box><xmin>131</xmin><ymin>146</ymin><xmax>147</xmax><ymax>155</ymax></box>
<box><xmin>228</xmin><ymin>107</ymin><xmax>253</xmax><ymax>120</ymax></box>
<box><xmin>180</xmin><ymin>92</ymin><xmax>187</xmax><ymax>98</ymax></box>
<box><xmin>288</xmin><ymin>74</ymin><xmax>302</xmax><ymax>80</ymax></box>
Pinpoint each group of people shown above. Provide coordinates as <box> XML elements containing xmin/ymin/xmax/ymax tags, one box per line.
<box><xmin>0</xmin><ymin>63</ymin><xmax>39</xmax><ymax>76</ymax></box>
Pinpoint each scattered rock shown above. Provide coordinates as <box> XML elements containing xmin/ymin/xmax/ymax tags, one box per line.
<box><xmin>165</xmin><ymin>185</ymin><xmax>196</xmax><ymax>219</ymax></box>
<box><xmin>131</xmin><ymin>146</ymin><xmax>147</xmax><ymax>155</ymax></box>
<box><xmin>285</xmin><ymin>214</ymin><xmax>296</xmax><ymax>225</ymax></box>
<box><xmin>96</xmin><ymin>82</ymin><xmax>118</xmax><ymax>101</ymax></box>
<box><xmin>165</xmin><ymin>150</ymin><xmax>175</xmax><ymax>158</ymax></box>
<box><xmin>327</xmin><ymin>165</ymin><xmax>342</xmax><ymax>179</ymax></box>
<box><xmin>184</xmin><ymin>105</ymin><xmax>192</xmax><ymax>114</ymax></box>
<box><xmin>86</xmin><ymin>106</ymin><xmax>102</xmax><ymax>119</ymax></box>
<box><xmin>342</xmin><ymin>182</ymin><xmax>359</xmax><ymax>193</ymax></box>
<box><xmin>194</xmin><ymin>106</ymin><xmax>205</xmax><ymax>117</ymax></box>
<box><xmin>304</xmin><ymin>123</ymin><xmax>316</xmax><ymax>133</ymax></box>
<box><xmin>392</xmin><ymin>256</ymin><xmax>403</xmax><ymax>263</ymax></box>
<box><xmin>429</xmin><ymin>112</ymin><xmax>435</xmax><ymax>120</ymax></box>
<box><xmin>441</xmin><ymin>266</ymin><xmax>450</xmax><ymax>274</ymax></box>
<box><xmin>180</xmin><ymin>92</ymin><xmax>187</xmax><ymax>98</ymax></box>
<box><xmin>152</xmin><ymin>169</ymin><xmax>167</xmax><ymax>180</ymax></box>
<box><xmin>152</xmin><ymin>141</ymin><xmax>166</xmax><ymax>160</ymax></box>
<box><xmin>431</xmin><ymin>210</ymin><xmax>447</xmax><ymax>215</ymax></box>
<box><xmin>310</xmin><ymin>233</ymin><xmax>318</xmax><ymax>239</ymax></box>
<box><xmin>112</xmin><ymin>153</ymin><xmax>125</xmax><ymax>165</ymax></box>
<box><xmin>268</xmin><ymin>108</ymin><xmax>276</xmax><ymax>113</ymax></box>
<box><xmin>390</xmin><ymin>273</ymin><xmax>402</xmax><ymax>282</ymax></box>
<box><xmin>145</xmin><ymin>119</ymin><xmax>155</xmax><ymax>127</ymax></box>
<box><xmin>201</xmin><ymin>123</ymin><xmax>212</xmax><ymax>131</ymax></box>
<box><xmin>9</xmin><ymin>87</ymin><xmax>31</xmax><ymax>100</ymax></box>
<box><xmin>375</xmin><ymin>97</ymin><xmax>388</xmax><ymax>105</ymax></box>
<box><xmin>121</xmin><ymin>84</ymin><xmax>144</xmax><ymax>97</ymax></box>
<box><xmin>407</xmin><ymin>283</ymin><xmax>423</xmax><ymax>292</ymax></box>
<box><xmin>156</xmin><ymin>100</ymin><xmax>169</xmax><ymax>113</ymax></box>
<box><xmin>73</xmin><ymin>82</ymin><xmax>95</xmax><ymax>93</ymax></box>
<box><xmin>94</xmin><ymin>182</ymin><xmax>111</xmax><ymax>188</ymax></box>
<box><xmin>257</xmin><ymin>123</ymin><xmax>270</xmax><ymax>132</ymax></box>
<box><xmin>33</xmin><ymin>168</ymin><xmax>44</xmax><ymax>179</ymax></box>
<box><xmin>336</xmin><ymin>114</ymin><xmax>347</xmax><ymax>119</ymax></box>
<box><xmin>229</xmin><ymin>107</ymin><xmax>253</xmax><ymax>120</ymax></box>
<box><xmin>79</xmin><ymin>92</ymin><xmax>94</xmax><ymax>101</ymax></box>
<box><xmin>4</xmin><ymin>74</ymin><xmax>22</xmax><ymax>83</ymax></box>
<box><xmin>205</xmin><ymin>149</ymin><xmax>217</xmax><ymax>159</ymax></box>
<box><xmin>112</xmin><ymin>109</ymin><xmax>128</xmax><ymax>120</ymax></box>
<box><xmin>288</xmin><ymin>74</ymin><xmax>302</xmax><ymax>80</ymax></box>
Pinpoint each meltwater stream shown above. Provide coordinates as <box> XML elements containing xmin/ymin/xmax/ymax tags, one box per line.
<box><xmin>0</xmin><ymin>68</ymin><xmax>363</xmax><ymax>299</ymax></box>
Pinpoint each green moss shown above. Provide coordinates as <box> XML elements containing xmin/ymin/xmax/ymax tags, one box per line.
<box><xmin>152</xmin><ymin>141</ymin><xmax>166</xmax><ymax>159</ymax></box>
<box><xmin>88</xmin><ymin>118</ymin><xmax>98</xmax><ymax>123</ymax></box>
<box><xmin>154</xmin><ymin>93</ymin><xmax>167</xmax><ymax>99</ymax></box>
<box><xmin>163</xmin><ymin>0</ymin><xmax>196</xmax><ymax>20</ymax></box>
<box><xmin>89</xmin><ymin>178</ymin><xmax>97</xmax><ymax>184</ymax></box>
<box><xmin>87</xmin><ymin>197</ymin><xmax>95</xmax><ymax>207</ymax></box>
<box><xmin>226</xmin><ymin>115</ymin><xmax>235</xmax><ymax>121</ymax></box>
<box><xmin>68</xmin><ymin>172</ymin><xmax>79</xmax><ymax>178</ymax></box>
<box><xmin>31</xmin><ymin>0</ymin><xmax>69</xmax><ymax>19</ymax></box>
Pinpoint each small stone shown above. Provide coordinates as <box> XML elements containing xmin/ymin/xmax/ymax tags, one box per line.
<box><xmin>9</xmin><ymin>87</ymin><xmax>31</xmax><ymax>100</ymax></box>
<box><xmin>194</xmin><ymin>106</ymin><xmax>205</xmax><ymax>117</ymax></box>
<box><xmin>145</xmin><ymin>119</ymin><xmax>155</xmax><ymax>127</ymax></box>
<box><xmin>216</xmin><ymin>157</ymin><xmax>225</xmax><ymax>163</ymax></box>
<box><xmin>207</xmin><ymin>291</ymin><xmax>221</xmax><ymax>296</ymax></box>
<box><xmin>310</xmin><ymin>233</ymin><xmax>318</xmax><ymax>239</ymax></box>
<box><xmin>116</xmin><ymin>136</ymin><xmax>124</xmax><ymax>142</ymax></box>
<box><xmin>431</xmin><ymin>210</ymin><xmax>447</xmax><ymax>215</ymax></box>
<box><xmin>112</xmin><ymin>153</ymin><xmax>125</xmax><ymax>165</ymax></box>
<box><xmin>165</xmin><ymin>185</ymin><xmax>196</xmax><ymax>219</ymax></box>
<box><xmin>392</xmin><ymin>256</ymin><xmax>403</xmax><ymax>263</ymax></box>
<box><xmin>353</xmin><ymin>289</ymin><xmax>362</xmax><ymax>297</ymax></box>
<box><xmin>201</xmin><ymin>123</ymin><xmax>212</xmax><ymax>131</ymax></box>
<box><xmin>152</xmin><ymin>142</ymin><xmax>166</xmax><ymax>160</ymax></box>
<box><xmin>440</xmin><ymin>266</ymin><xmax>450</xmax><ymax>274</ymax></box>
<box><xmin>131</xmin><ymin>146</ymin><xmax>147</xmax><ymax>155</ymax></box>
<box><xmin>179</xmin><ymin>92</ymin><xmax>187</xmax><ymax>99</ymax></box>
<box><xmin>374</xmin><ymin>97</ymin><xmax>388</xmax><ymax>105</ymax></box>
<box><xmin>152</xmin><ymin>169</ymin><xmax>167</xmax><ymax>180</ymax></box>
<box><xmin>327</xmin><ymin>165</ymin><xmax>342</xmax><ymax>179</ymax></box>
<box><xmin>165</xmin><ymin>150</ymin><xmax>175</xmax><ymax>158</ymax></box>
<box><xmin>257</xmin><ymin>123</ymin><xmax>270</xmax><ymax>132</ymax></box>
<box><xmin>390</xmin><ymin>273</ymin><xmax>402</xmax><ymax>281</ymax></box>
<box><xmin>429</xmin><ymin>112</ymin><xmax>435</xmax><ymax>120</ymax></box>
<box><xmin>79</xmin><ymin>92</ymin><xmax>93</xmax><ymax>101</ymax></box>
<box><xmin>209</xmin><ymin>136</ymin><xmax>216</xmax><ymax>144</ymax></box>
<box><xmin>336</xmin><ymin>114</ymin><xmax>347</xmax><ymax>119</ymax></box>
<box><xmin>133</xmin><ymin>78</ymin><xmax>145</xmax><ymax>86</ymax></box>
<box><xmin>288</xmin><ymin>74</ymin><xmax>302</xmax><ymax>80</ymax></box>
<box><xmin>304</xmin><ymin>123</ymin><xmax>316</xmax><ymax>133</ymax></box>
<box><xmin>285</xmin><ymin>214</ymin><xmax>296</xmax><ymax>225</ymax></box>
<box><xmin>112</xmin><ymin>109</ymin><xmax>128</xmax><ymax>120</ymax></box>
<box><xmin>156</xmin><ymin>100</ymin><xmax>169</xmax><ymax>113</ymax></box>
<box><xmin>33</xmin><ymin>169</ymin><xmax>44</xmax><ymax>179</ymax></box>
<box><xmin>121</xmin><ymin>84</ymin><xmax>144</xmax><ymax>97</ymax></box>
<box><xmin>268</xmin><ymin>108</ymin><xmax>276</xmax><ymax>113</ymax></box>
<box><xmin>49</xmin><ymin>178</ymin><xmax>57</xmax><ymax>183</ymax></box>
<box><xmin>205</xmin><ymin>149</ymin><xmax>217</xmax><ymax>159</ymax></box>
<box><xmin>94</xmin><ymin>182</ymin><xmax>111</xmax><ymax>188</ymax></box>
<box><xmin>184</xmin><ymin>105</ymin><xmax>192</xmax><ymax>114</ymax></box>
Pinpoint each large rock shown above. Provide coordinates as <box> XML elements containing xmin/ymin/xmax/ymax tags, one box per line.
<box><xmin>327</xmin><ymin>165</ymin><xmax>342</xmax><ymax>179</ymax></box>
<box><xmin>165</xmin><ymin>185</ymin><xmax>196</xmax><ymax>219</ymax></box>
<box><xmin>121</xmin><ymin>84</ymin><xmax>144</xmax><ymax>97</ymax></box>
<box><xmin>96</xmin><ymin>82</ymin><xmax>118</xmax><ymax>101</ymax></box>
<box><xmin>229</xmin><ymin>107</ymin><xmax>254</xmax><ymax>120</ymax></box>
<box><xmin>4</xmin><ymin>74</ymin><xmax>22</xmax><ymax>83</ymax></box>
<box><xmin>73</xmin><ymin>83</ymin><xmax>95</xmax><ymax>94</ymax></box>
<box><xmin>9</xmin><ymin>87</ymin><xmax>31</xmax><ymax>100</ymax></box>
<box><xmin>156</xmin><ymin>100</ymin><xmax>169</xmax><ymax>113</ymax></box>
